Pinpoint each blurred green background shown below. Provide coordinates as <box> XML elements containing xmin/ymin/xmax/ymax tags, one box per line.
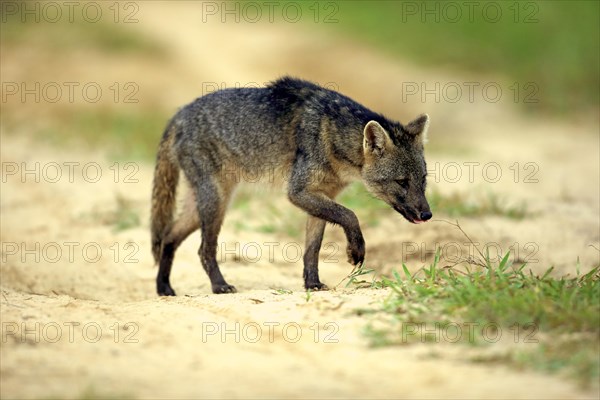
<box><xmin>334</xmin><ymin>0</ymin><xmax>599</xmax><ymax>114</ymax></box>
<box><xmin>1</xmin><ymin>0</ymin><xmax>598</xmax><ymax>160</ymax></box>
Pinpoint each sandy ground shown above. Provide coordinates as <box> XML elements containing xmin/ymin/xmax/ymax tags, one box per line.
<box><xmin>1</xmin><ymin>3</ymin><xmax>599</xmax><ymax>399</ymax></box>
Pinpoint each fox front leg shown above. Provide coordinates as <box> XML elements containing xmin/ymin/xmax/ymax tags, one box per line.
<box><xmin>303</xmin><ymin>216</ymin><xmax>328</xmax><ymax>290</ymax></box>
<box><xmin>288</xmin><ymin>187</ymin><xmax>366</xmax><ymax>270</ymax></box>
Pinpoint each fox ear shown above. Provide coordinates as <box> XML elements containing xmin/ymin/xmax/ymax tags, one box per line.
<box><xmin>405</xmin><ymin>114</ymin><xmax>430</xmax><ymax>144</ymax></box>
<box><xmin>363</xmin><ymin>121</ymin><xmax>392</xmax><ymax>156</ymax></box>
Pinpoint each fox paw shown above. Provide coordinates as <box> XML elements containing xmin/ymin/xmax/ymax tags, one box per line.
<box><xmin>212</xmin><ymin>284</ymin><xmax>237</xmax><ymax>294</ymax></box>
<box><xmin>157</xmin><ymin>283</ymin><xmax>176</xmax><ymax>296</ymax></box>
<box><xmin>305</xmin><ymin>282</ymin><xmax>329</xmax><ymax>291</ymax></box>
<box><xmin>346</xmin><ymin>239</ymin><xmax>365</xmax><ymax>266</ymax></box>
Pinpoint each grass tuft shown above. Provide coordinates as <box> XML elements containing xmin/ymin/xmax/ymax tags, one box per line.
<box><xmin>357</xmin><ymin>223</ymin><xmax>600</xmax><ymax>387</ymax></box>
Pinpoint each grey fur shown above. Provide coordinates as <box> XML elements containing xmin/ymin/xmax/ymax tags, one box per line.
<box><xmin>151</xmin><ymin>76</ymin><xmax>431</xmax><ymax>295</ymax></box>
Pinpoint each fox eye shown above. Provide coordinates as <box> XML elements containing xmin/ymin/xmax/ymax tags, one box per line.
<box><xmin>396</xmin><ymin>178</ymin><xmax>409</xmax><ymax>189</ymax></box>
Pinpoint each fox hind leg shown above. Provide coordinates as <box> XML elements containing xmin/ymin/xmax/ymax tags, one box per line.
<box><xmin>193</xmin><ymin>175</ymin><xmax>237</xmax><ymax>294</ymax></box>
<box><xmin>157</xmin><ymin>190</ymin><xmax>200</xmax><ymax>296</ymax></box>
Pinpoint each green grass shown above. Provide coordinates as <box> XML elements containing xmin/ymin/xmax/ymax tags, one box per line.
<box><xmin>22</xmin><ymin>107</ymin><xmax>170</xmax><ymax>161</ymax></box>
<box><xmin>231</xmin><ymin>189</ymin><xmax>304</xmax><ymax>238</ymax></box>
<box><xmin>330</xmin><ymin>1</ymin><xmax>599</xmax><ymax>114</ymax></box>
<box><xmin>111</xmin><ymin>195</ymin><xmax>141</xmax><ymax>232</ymax></box>
<box><xmin>272</xmin><ymin>288</ymin><xmax>293</xmax><ymax>295</ymax></box>
<box><xmin>77</xmin><ymin>385</ymin><xmax>136</xmax><ymax>400</ymax></box>
<box><xmin>90</xmin><ymin>194</ymin><xmax>141</xmax><ymax>232</ymax></box>
<box><xmin>342</xmin><ymin>263</ymin><xmax>377</xmax><ymax>288</ymax></box>
<box><xmin>71</xmin><ymin>109</ymin><xmax>169</xmax><ymax>160</ymax></box>
<box><xmin>428</xmin><ymin>188</ymin><xmax>528</xmax><ymax>220</ymax></box>
<box><xmin>351</xmin><ymin>241</ymin><xmax>600</xmax><ymax>386</ymax></box>
<box><xmin>2</xmin><ymin>105</ymin><xmax>169</xmax><ymax>161</ymax></box>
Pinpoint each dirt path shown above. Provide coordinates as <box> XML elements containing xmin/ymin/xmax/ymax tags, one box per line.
<box><xmin>1</xmin><ymin>3</ymin><xmax>598</xmax><ymax>399</ymax></box>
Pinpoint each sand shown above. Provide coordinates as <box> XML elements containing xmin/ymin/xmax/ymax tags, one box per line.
<box><xmin>1</xmin><ymin>3</ymin><xmax>598</xmax><ymax>399</ymax></box>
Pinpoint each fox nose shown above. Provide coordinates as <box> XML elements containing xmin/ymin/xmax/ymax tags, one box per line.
<box><xmin>420</xmin><ymin>211</ymin><xmax>432</xmax><ymax>221</ymax></box>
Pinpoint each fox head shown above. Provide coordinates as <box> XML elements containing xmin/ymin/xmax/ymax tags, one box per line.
<box><xmin>361</xmin><ymin>114</ymin><xmax>432</xmax><ymax>224</ymax></box>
